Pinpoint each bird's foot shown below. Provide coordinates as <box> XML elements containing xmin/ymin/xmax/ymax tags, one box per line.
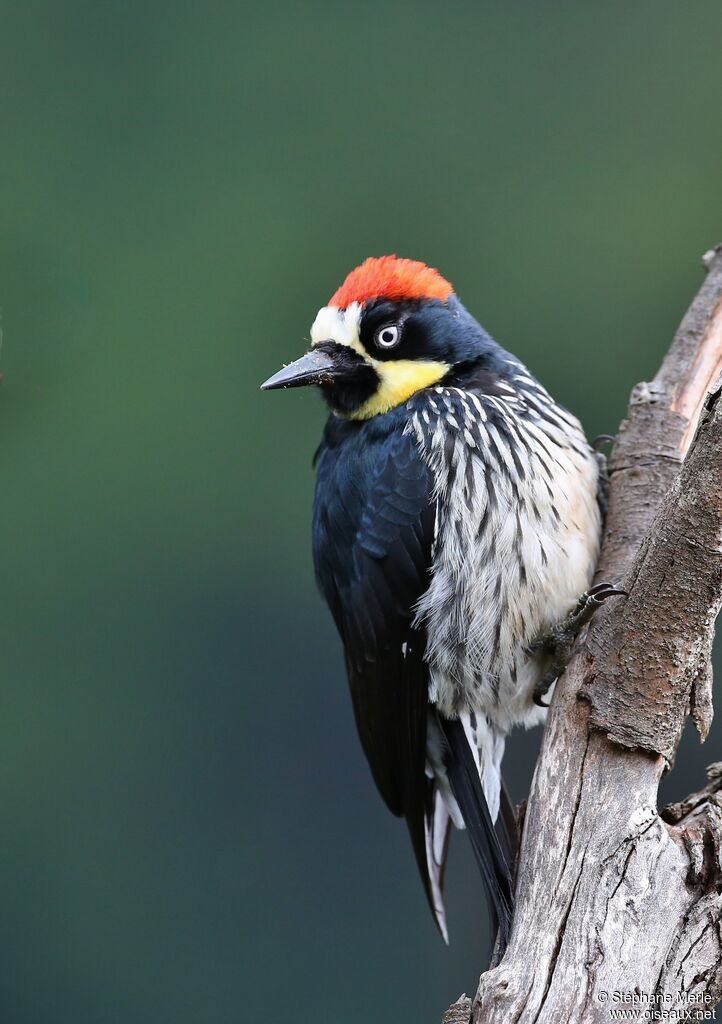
<box><xmin>529</xmin><ymin>583</ymin><xmax>627</xmax><ymax>706</ymax></box>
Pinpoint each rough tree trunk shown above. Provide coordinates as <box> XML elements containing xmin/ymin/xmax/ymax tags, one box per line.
<box><xmin>446</xmin><ymin>245</ymin><xmax>722</xmax><ymax>1024</ymax></box>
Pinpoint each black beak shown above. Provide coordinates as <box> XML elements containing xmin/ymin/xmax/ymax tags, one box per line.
<box><xmin>260</xmin><ymin>349</ymin><xmax>338</xmax><ymax>391</ymax></box>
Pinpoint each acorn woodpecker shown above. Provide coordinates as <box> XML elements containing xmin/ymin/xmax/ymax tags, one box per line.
<box><xmin>262</xmin><ymin>256</ymin><xmax>614</xmax><ymax>946</ymax></box>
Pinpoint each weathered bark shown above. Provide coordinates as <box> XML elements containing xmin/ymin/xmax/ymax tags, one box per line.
<box><xmin>447</xmin><ymin>245</ymin><xmax>722</xmax><ymax>1023</ymax></box>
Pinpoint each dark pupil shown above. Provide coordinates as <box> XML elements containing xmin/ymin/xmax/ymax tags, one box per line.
<box><xmin>381</xmin><ymin>330</ymin><xmax>394</xmax><ymax>344</ymax></box>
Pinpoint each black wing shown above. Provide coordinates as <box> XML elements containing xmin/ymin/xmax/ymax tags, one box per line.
<box><xmin>312</xmin><ymin>416</ymin><xmax>441</xmax><ymax>923</ymax></box>
<box><xmin>312</xmin><ymin>413</ymin><xmax>515</xmax><ymax>945</ymax></box>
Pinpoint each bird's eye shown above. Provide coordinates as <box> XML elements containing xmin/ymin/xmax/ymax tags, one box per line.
<box><xmin>375</xmin><ymin>324</ymin><xmax>400</xmax><ymax>349</ymax></box>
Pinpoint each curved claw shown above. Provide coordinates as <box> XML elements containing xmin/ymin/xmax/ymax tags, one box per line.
<box><xmin>587</xmin><ymin>582</ymin><xmax>629</xmax><ymax>602</ymax></box>
<box><xmin>592</xmin><ymin>434</ymin><xmax>617</xmax><ymax>452</ymax></box>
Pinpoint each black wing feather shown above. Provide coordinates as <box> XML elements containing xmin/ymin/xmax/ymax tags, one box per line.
<box><xmin>312</xmin><ymin>413</ymin><xmax>515</xmax><ymax>943</ymax></box>
<box><xmin>312</xmin><ymin>416</ymin><xmax>437</xmax><ymax>903</ymax></box>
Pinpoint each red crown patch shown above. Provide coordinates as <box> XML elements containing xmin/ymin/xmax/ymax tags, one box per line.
<box><xmin>329</xmin><ymin>256</ymin><xmax>453</xmax><ymax>309</ymax></box>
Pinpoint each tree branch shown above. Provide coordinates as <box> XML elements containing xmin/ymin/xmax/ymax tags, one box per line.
<box><xmin>450</xmin><ymin>245</ymin><xmax>722</xmax><ymax>1023</ymax></box>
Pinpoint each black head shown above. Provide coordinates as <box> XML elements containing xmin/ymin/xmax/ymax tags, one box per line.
<box><xmin>261</xmin><ymin>256</ymin><xmax>503</xmax><ymax>419</ymax></box>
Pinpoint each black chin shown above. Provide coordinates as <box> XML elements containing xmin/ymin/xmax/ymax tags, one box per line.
<box><xmin>314</xmin><ymin>342</ymin><xmax>379</xmax><ymax>416</ymax></box>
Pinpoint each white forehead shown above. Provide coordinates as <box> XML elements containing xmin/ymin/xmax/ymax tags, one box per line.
<box><xmin>310</xmin><ymin>303</ymin><xmax>362</xmax><ymax>348</ymax></box>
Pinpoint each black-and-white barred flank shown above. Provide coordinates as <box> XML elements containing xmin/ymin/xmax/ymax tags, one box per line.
<box><xmin>407</xmin><ymin>360</ymin><xmax>600</xmax><ymax>821</ymax></box>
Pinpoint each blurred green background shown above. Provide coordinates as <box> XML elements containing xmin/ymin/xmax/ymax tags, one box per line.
<box><xmin>1</xmin><ymin>2</ymin><xmax>721</xmax><ymax>1021</ymax></box>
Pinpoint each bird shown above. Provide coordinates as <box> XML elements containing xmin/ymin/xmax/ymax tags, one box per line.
<box><xmin>261</xmin><ymin>255</ymin><xmax>616</xmax><ymax>948</ymax></box>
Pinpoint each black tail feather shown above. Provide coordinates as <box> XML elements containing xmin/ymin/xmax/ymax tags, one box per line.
<box><xmin>438</xmin><ymin>716</ymin><xmax>514</xmax><ymax>950</ymax></box>
<box><xmin>496</xmin><ymin>778</ymin><xmax>519</xmax><ymax>869</ymax></box>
